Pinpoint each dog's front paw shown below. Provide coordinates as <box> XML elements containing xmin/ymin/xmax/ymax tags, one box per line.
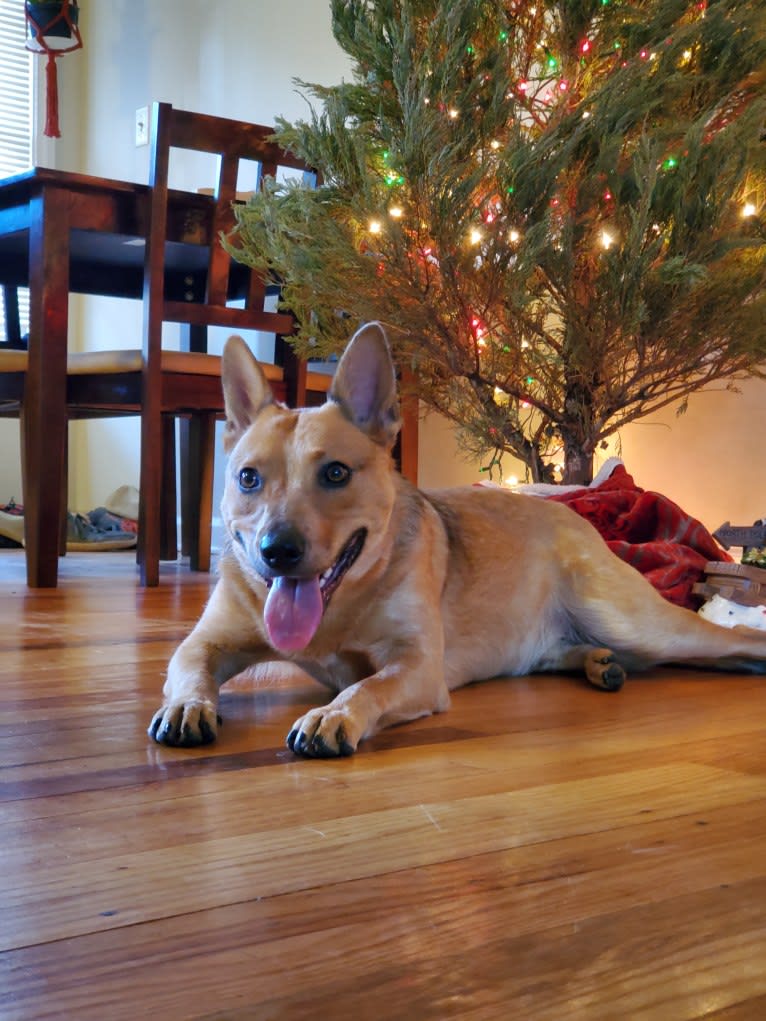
<box><xmin>286</xmin><ymin>707</ymin><xmax>360</xmax><ymax>758</ymax></box>
<box><xmin>148</xmin><ymin>699</ymin><xmax>219</xmax><ymax>747</ymax></box>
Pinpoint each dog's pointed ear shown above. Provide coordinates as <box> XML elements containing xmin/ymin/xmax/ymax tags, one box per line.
<box><xmin>329</xmin><ymin>322</ymin><xmax>401</xmax><ymax>446</ymax></box>
<box><xmin>222</xmin><ymin>334</ymin><xmax>275</xmax><ymax>452</ymax></box>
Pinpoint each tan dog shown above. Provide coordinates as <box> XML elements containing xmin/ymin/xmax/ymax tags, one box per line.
<box><xmin>149</xmin><ymin>323</ymin><xmax>766</xmax><ymax>756</ymax></box>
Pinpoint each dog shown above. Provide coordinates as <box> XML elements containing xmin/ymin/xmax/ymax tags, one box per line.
<box><xmin>149</xmin><ymin>323</ymin><xmax>766</xmax><ymax>756</ymax></box>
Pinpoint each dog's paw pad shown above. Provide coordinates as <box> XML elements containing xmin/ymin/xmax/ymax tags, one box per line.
<box><xmin>585</xmin><ymin>650</ymin><xmax>626</xmax><ymax>692</ymax></box>
<box><xmin>599</xmin><ymin>662</ymin><xmax>626</xmax><ymax>691</ymax></box>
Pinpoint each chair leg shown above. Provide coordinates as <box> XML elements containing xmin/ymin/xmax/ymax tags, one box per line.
<box><xmin>279</xmin><ymin>331</ymin><xmax>307</xmax><ymax>408</ymax></box>
<box><xmin>160</xmin><ymin>416</ymin><xmax>178</xmax><ymax>561</ymax></box>
<box><xmin>186</xmin><ymin>412</ymin><xmax>216</xmax><ymax>573</ymax></box>
<box><xmin>59</xmin><ymin>428</ymin><xmax>68</xmax><ymax>556</ymax></box>
<box><xmin>179</xmin><ymin>417</ymin><xmax>191</xmax><ymax>558</ymax></box>
<box><xmin>138</xmin><ymin>404</ymin><xmax>162</xmax><ymax>588</ymax></box>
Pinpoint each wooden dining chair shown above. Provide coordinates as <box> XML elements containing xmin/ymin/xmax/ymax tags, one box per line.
<box><xmin>64</xmin><ymin>102</ymin><xmax>326</xmax><ymax>585</ymax></box>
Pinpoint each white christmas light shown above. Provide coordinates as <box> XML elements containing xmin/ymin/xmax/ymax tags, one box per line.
<box><xmin>742</xmin><ymin>202</ymin><xmax>757</xmax><ymax>218</ymax></box>
<box><xmin>369</xmin><ymin>219</ymin><xmax>383</xmax><ymax>234</ymax></box>
<box><xmin>469</xmin><ymin>227</ymin><xmax>483</xmax><ymax>245</ymax></box>
<box><xmin>389</xmin><ymin>205</ymin><xmax>403</xmax><ymax>219</ymax></box>
<box><xmin>600</xmin><ymin>228</ymin><xmax>614</xmax><ymax>249</ymax></box>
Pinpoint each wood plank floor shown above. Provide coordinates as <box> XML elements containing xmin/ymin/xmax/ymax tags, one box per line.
<box><xmin>1</xmin><ymin>549</ymin><xmax>765</xmax><ymax>1020</ymax></box>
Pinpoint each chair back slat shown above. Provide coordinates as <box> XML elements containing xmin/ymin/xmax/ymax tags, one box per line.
<box><xmin>145</xmin><ymin>102</ymin><xmax>316</xmax><ymax>373</ymax></box>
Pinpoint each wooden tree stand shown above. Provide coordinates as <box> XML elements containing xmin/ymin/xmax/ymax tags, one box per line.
<box><xmin>693</xmin><ymin>562</ymin><xmax>766</xmax><ymax>607</ymax></box>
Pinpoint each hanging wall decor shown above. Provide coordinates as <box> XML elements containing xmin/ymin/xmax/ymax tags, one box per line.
<box><xmin>24</xmin><ymin>0</ymin><xmax>83</xmax><ymax>138</ymax></box>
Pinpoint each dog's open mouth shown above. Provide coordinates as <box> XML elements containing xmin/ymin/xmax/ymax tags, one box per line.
<box><xmin>262</xmin><ymin>528</ymin><xmax>367</xmax><ymax>653</ymax></box>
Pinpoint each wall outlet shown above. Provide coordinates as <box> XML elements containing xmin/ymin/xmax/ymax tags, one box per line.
<box><xmin>135</xmin><ymin>106</ymin><xmax>149</xmax><ymax>147</ymax></box>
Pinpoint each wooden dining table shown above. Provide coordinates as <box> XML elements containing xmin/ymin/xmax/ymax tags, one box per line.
<box><xmin>0</xmin><ymin>166</ymin><xmax>233</xmax><ymax>588</ymax></box>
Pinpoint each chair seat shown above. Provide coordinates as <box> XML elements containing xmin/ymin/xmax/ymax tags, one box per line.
<box><xmin>2</xmin><ymin>347</ymin><xmax>288</xmax><ymax>382</ymax></box>
<box><xmin>0</xmin><ymin>349</ymin><xmax>28</xmax><ymax>372</ymax></box>
<box><xmin>66</xmin><ymin>348</ymin><xmax>284</xmax><ymax>381</ymax></box>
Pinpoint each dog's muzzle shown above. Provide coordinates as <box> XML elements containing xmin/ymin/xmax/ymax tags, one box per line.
<box><xmin>255</xmin><ymin>527</ymin><xmax>367</xmax><ymax>654</ymax></box>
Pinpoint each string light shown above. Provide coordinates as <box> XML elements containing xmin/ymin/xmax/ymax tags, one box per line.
<box><xmin>389</xmin><ymin>205</ymin><xmax>404</xmax><ymax>219</ymax></box>
<box><xmin>508</xmin><ymin>228</ymin><xmax>521</xmax><ymax>243</ymax></box>
<box><xmin>368</xmin><ymin>219</ymin><xmax>382</xmax><ymax>234</ymax></box>
<box><xmin>469</xmin><ymin>227</ymin><xmax>483</xmax><ymax>245</ymax></box>
<box><xmin>600</xmin><ymin>228</ymin><xmax>614</xmax><ymax>249</ymax></box>
<box><xmin>742</xmin><ymin>202</ymin><xmax>757</xmax><ymax>218</ymax></box>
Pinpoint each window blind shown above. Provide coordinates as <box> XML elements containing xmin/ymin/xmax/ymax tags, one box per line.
<box><xmin>0</xmin><ymin>2</ymin><xmax>33</xmax><ymax>340</ymax></box>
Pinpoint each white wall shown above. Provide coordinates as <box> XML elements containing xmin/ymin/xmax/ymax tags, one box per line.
<box><xmin>2</xmin><ymin>0</ymin><xmax>764</xmax><ymax>540</ymax></box>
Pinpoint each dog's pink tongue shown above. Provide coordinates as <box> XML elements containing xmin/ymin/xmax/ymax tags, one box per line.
<box><xmin>264</xmin><ymin>576</ymin><xmax>323</xmax><ymax>653</ymax></box>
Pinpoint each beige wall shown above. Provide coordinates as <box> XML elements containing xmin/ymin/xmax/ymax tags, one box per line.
<box><xmin>1</xmin><ymin>0</ymin><xmax>764</xmax><ymax>540</ymax></box>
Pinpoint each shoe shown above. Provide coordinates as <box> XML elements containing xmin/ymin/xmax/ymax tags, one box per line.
<box><xmin>66</xmin><ymin>512</ymin><xmax>137</xmax><ymax>551</ymax></box>
<box><xmin>0</xmin><ymin>509</ymin><xmax>24</xmax><ymax>547</ymax></box>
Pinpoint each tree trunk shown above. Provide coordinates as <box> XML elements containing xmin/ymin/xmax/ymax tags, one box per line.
<box><xmin>561</xmin><ymin>443</ymin><xmax>593</xmax><ymax>486</ymax></box>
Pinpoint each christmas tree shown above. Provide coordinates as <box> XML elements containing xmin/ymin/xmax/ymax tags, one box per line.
<box><xmin>230</xmin><ymin>0</ymin><xmax>766</xmax><ymax>484</ymax></box>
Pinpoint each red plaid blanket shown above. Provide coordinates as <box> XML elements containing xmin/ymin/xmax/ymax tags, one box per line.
<box><xmin>545</xmin><ymin>465</ymin><xmax>729</xmax><ymax>609</ymax></box>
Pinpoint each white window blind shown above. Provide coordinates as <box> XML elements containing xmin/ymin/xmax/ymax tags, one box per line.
<box><xmin>0</xmin><ymin>2</ymin><xmax>33</xmax><ymax>341</ymax></box>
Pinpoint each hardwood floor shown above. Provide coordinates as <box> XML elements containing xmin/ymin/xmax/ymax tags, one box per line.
<box><xmin>1</xmin><ymin>549</ymin><xmax>765</xmax><ymax>1020</ymax></box>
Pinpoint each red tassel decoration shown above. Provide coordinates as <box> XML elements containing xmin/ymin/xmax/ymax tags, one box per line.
<box><xmin>44</xmin><ymin>53</ymin><xmax>61</xmax><ymax>139</ymax></box>
<box><xmin>24</xmin><ymin>1</ymin><xmax>83</xmax><ymax>139</ymax></box>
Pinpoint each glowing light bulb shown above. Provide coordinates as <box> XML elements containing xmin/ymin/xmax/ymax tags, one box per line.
<box><xmin>742</xmin><ymin>202</ymin><xmax>757</xmax><ymax>218</ymax></box>
<box><xmin>449</xmin><ymin>108</ymin><xmax>459</xmax><ymax>119</ymax></box>
<box><xmin>368</xmin><ymin>219</ymin><xmax>382</xmax><ymax>235</ymax></box>
<box><xmin>505</xmin><ymin>475</ymin><xmax>520</xmax><ymax>488</ymax></box>
<box><xmin>490</xmin><ymin>139</ymin><xmax>501</xmax><ymax>150</ymax></box>
<box><xmin>469</xmin><ymin>227</ymin><xmax>483</xmax><ymax>245</ymax></box>
<box><xmin>600</xmin><ymin>228</ymin><xmax>614</xmax><ymax>249</ymax></box>
<box><xmin>389</xmin><ymin>205</ymin><xmax>403</xmax><ymax>219</ymax></box>
<box><xmin>508</xmin><ymin>228</ymin><xmax>520</xmax><ymax>243</ymax></box>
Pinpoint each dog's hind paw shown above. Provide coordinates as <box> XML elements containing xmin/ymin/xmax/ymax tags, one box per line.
<box><xmin>584</xmin><ymin>648</ymin><xmax>626</xmax><ymax>692</ymax></box>
<box><xmin>148</xmin><ymin>699</ymin><xmax>219</xmax><ymax>747</ymax></box>
<box><xmin>287</xmin><ymin>708</ymin><xmax>357</xmax><ymax>758</ymax></box>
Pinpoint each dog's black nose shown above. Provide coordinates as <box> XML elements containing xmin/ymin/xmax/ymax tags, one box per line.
<box><xmin>259</xmin><ymin>525</ymin><xmax>306</xmax><ymax>573</ymax></box>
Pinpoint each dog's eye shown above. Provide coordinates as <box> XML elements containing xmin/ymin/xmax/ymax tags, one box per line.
<box><xmin>320</xmin><ymin>461</ymin><xmax>352</xmax><ymax>488</ymax></box>
<box><xmin>238</xmin><ymin>467</ymin><xmax>262</xmax><ymax>492</ymax></box>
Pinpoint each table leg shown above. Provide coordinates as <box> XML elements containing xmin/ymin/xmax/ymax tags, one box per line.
<box><xmin>23</xmin><ymin>189</ymin><xmax>69</xmax><ymax>587</ymax></box>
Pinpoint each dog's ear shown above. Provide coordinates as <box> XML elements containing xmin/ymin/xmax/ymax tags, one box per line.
<box><xmin>329</xmin><ymin>322</ymin><xmax>401</xmax><ymax>446</ymax></box>
<box><xmin>221</xmin><ymin>334</ymin><xmax>275</xmax><ymax>452</ymax></box>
